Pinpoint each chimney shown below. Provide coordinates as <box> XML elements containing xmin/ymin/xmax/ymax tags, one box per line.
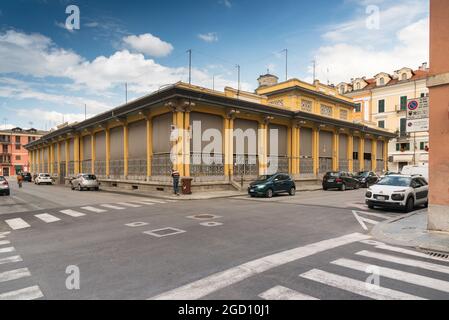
<box><xmin>419</xmin><ymin>62</ymin><xmax>428</xmax><ymax>71</ymax></box>
<box><xmin>257</xmin><ymin>73</ymin><xmax>279</xmax><ymax>89</ymax></box>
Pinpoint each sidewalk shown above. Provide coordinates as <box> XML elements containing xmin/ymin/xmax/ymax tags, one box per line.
<box><xmin>372</xmin><ymin>210</ymin><xmax>449</xmax><ymax>254</ymax></box>
<box><xmin>100</xmin><ymin>184</ymin><xmax>323</xmax><ymax>201</ymax></box>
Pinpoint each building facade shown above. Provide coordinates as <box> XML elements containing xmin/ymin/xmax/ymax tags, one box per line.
<box><xmin>0</xmin><ymin>127</ymin><xmax>45</xmax><ymax>176</ymax></box>
<box><xmin>428</xmin><ymin>0</ymin><xmax>449</xmax><ymax>232</ymax></box>
<box><xmin>26</xmin><ymin>78</ymin><xmax>395</xmax><ymax>192</ymax></box>
<box><xmin>338</xmin><ymin>64</ymin><xmax>430</xmax><ymax>172</ymax></box>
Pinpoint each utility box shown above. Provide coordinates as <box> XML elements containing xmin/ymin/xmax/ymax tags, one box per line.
<box><xmin>181</xmin><ymin>177</ymin><xmax>193</xmax><ymax>195</ymax></box>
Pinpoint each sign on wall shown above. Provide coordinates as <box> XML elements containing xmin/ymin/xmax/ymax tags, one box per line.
<box><xmin>407</xmin><ymin>97</ymin><xmax>429</xmax><ymax>133</ymax></box>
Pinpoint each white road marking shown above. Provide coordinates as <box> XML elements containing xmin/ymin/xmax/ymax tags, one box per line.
<box><xmin>0</xmin><ymin>247</ymin><xmax>15</xmax><ymax>254</ymax></box>
<box><xmin>300</xmin><ymin>269</ymin><xmax>425</xmax><ymax>300</ymax></box>
<box><xmin>132</xmin><ymin>201</ymin><xmax>155</xmax><ymax>206</ymax></box>
<box><xmin>143</xmin><ymin>227</ymin><xmax>186</xmax><ymax>238</ymax></box>
<box><xmin>0</xmin><ymin>255</ymin><xmax>22</xmax><ymax>265</ymax></box>
<box><xmin>356</xmin><ymin>250</ymin><xmax>449</xmax><ymax>275</ymax></box>
<box><xmin>81</xmin><ymin>206</ymin><xmax>107</xmax><ymax>213</ymax></box>
<box><xmin>200</xmin><ymin>222</ymin><xmax>223</xmax><ymax>227</ymax></box>
<box><xmin>360</xmin><ymin>240</ymin><xmax>449</xmax><ymax>263</ymax></box>
<box><xmin>149</xmin><ymin>233</ymin><xmax>371</xmax><ymax>300</ymax></box>
<box><xmin>0</xmin><ymin>268</ymin><xmax>31</xmax><ymax>283</ymax></box>
<box><xmin>125</xmin><ymin>222</ymin><xmax>149</xmax><ymax>228</ymax></box>
<box><xmin>0</xmin><ymin>240</ymin><xmax>11</xmax><ymax>246</ymax></box>
<box><xmin>0</xmin><ymin>286</ymin><xmax>44</xmax><ymax>300</ymax></box>
<box><xmin>5</xmin><ymin>218</ymin><xmax>30</xmax><ymax>230</ymax></box>
<box><xmin>332</xmin><ymin>258</ymin><xmax>449</xmax><ymax>293</ymax></box>
<box><xmin>100</xmin><ymin>204</ymin><xmax>126</xmax><ymax>210</ymax></box>
<box><xmin>35</xmin><ymin>213</ymin><xmax>61</xmax><ymax>223</ymax></box>
<box><xmin>259</xmin><ymin>286</ymin><xmax>318</xmax><ymax>300</ymax></box>
<box><xmin>117</xmin><ymin>202</ymin><xmax>142</xmax><ymax>208</ymax></box>
<box><xmin>141</xmin><ymin>198</ymin><xmax>167</xmax><ymax>204</ymax></box>
<box><xmin>352</xmin><ymin>210</ymin><xmax>396</xmax><ymax>219</ymax></box>
<box><xmin>352</xmin><ymin>210</ymin><xmax>379</xmax><ymax>231</ymax></box>
<box><xmin>60</xmin><ymin>209</ymin><xmax>86</xmax><ymax>217</ymax></box>
<box><xmin>0</xmin><ymin>232</ymin><xmax>11</xmax><ymax>238</ymax></box>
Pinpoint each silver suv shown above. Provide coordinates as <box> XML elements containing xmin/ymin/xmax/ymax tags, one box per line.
<box><xmin>70</xmin><ymin>174</ymin><xmax>100</xmax><ymax>191</ymax></box>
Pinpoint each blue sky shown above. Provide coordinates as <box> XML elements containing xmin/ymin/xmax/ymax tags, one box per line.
<box><xmin>0</xmin><ymin>0</ymin><xmax>429</xmax><ymax>130</ymax></box>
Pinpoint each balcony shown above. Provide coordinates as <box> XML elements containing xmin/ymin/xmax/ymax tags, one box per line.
<box><xmin>0</xmin><ymin>139</ymin><xmax>11</xmax><ymax>144</ymax></box>
<box><xmin>395</xmin><ymin>130</ymin><xmax>410</xmax><ymax>142</ymax></box>
<box><xmin>395</xmin><ymin>104</ymin><xmax>407</xmax><ymax>113</ymax></box>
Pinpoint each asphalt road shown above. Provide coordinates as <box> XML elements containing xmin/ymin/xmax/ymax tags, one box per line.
<box><xmin>0</xmin><ymin>180</ymin><xmax>447</xmax><ymax>300</ymax></box>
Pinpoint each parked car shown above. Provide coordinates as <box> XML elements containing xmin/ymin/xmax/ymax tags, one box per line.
<box><xmin>0</xmin><ymin>176</ymin><xmax>10</xmax><ymax>196</ymax></box>
<box><xmin>401</xmin><ymin>164</ymin><xmax>429</xmax><ymax>180</ymax></box>
<box><xmin>379</xmin><ymin>171</ymin><xmax>398</xmax><ymax>179</ymax></box>
<box><xmin>248</xmin><ymin>173</ymin><xmax>296</xmax><ymax>198</ymax></box>
<box><xmin>21</xmin><ymin>172</ymin><xmax>32</xmax><ymax>182</ymax></box>
<box><xmin>34</xmin><ymin>173</ymin><xmax>53</xmax><ymax>185</ymax></box>
<box><xmin>354</xmin><ymin>171</ymin><xmax>379</xmax><ymax>188</ymax></box>
<box><xmin>322</xmin><ymin>171</ymin><xmax>360</xmax><ymax>191</ymax></box>
<box><xmin>365</xmin><ymin>175</ymin><xmax>428</xmax><ymax>212</ymax></box>
<box><xmin>70</xmin><ymin>174</ymin><xmax>100</xmax><ymax>191</ymax></box>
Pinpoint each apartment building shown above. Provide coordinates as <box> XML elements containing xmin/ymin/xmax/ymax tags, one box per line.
<box><xmin>338</xmin><ymin>64</ymin><xmax>429</xmax><ymax>172</ymax></box>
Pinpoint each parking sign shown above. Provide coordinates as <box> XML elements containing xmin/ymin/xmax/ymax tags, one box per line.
<box><xmin>407</xmin><ymin>97</ymin><xmax>429</xmax><ymax>133</ymax></box>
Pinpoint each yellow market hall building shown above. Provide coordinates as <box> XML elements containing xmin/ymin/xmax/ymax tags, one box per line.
<box><xmin>26</xmin><ymin>74</ymin><xmax>395</xmax><ymax>192</ymax></box>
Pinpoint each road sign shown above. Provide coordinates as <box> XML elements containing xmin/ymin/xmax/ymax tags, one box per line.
<box><xmin>407</xmin><ymin>97</ymin><xmax>429</xmax><ymax>121</ymax></box>
<box><xmin>407</xmin><ymin>97</ymin><xmax>429</xmax><ymax>133</ymax></box>
<box><xmin>407</xmin><ymin>118</ymin><xmax>429</xmax><ymax>133</ymax></box>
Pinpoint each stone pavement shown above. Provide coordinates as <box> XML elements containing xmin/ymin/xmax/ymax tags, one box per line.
<box><xmin>372</xmin><ymin>210</ymin><xmax>449</xmax><ymax>254</ymax></box>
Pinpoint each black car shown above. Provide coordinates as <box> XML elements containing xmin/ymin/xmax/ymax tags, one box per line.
<box><xmin>21</xmin><ymin>172</ymin><xmax>32</xmax><ymax>182</ymax></box>
<box><xmin>248</xmin><ymin>173</ymin><xmax>296</xmax><ymax>198</ymax></box>
<box><xmin>355</xmin><ymin>171</ymin><xmax>379</xmax><ymax>188</ymax></box>
<box><xmin>323</xmin><ymin>171</ymin><xmax>360</xmax><ymax>191</ymax></box>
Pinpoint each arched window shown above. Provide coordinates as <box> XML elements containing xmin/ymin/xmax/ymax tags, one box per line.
<box><xmin>402</xmin><ymin>73</ymin><xmax>407</xmax><ymax>81</ymax></box>
<box><xmin>379</xmin><ymin>78</ymin><xmax>385</xmax><ymax>85</ymax></box>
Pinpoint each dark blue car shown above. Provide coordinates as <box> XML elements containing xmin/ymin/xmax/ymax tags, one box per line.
<box><xmin>248</xmin><ymin>173</ymin><xmax>296</xmax><ymax>198</ymax></box>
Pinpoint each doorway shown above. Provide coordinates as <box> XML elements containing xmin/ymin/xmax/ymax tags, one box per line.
<box><xmin>2</xmin><ymin>167</ymin><xmax>10</xmax><ymax>177</ymax></box>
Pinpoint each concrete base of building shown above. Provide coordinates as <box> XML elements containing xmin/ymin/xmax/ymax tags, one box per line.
<box><xmin>428</xmin><ymin>204</ymin><xmax>449</xmax><ymax>233</ymax></box>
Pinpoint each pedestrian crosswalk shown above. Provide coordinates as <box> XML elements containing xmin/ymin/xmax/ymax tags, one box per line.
<box><xmin>256</xmin><ymin>239</ymin><xmax>449</xmax><ymax>300</ymax></box>
<box><xmin>0</xmin><ymin>234</ymin><xmax>43</xmax><ymax>300</ymax></box>
<box><xmin>2</xmin><ymin>198</ymin><xmax>174</xmax><ymax>231</ymax></box>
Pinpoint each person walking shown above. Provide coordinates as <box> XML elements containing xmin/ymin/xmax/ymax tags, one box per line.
<box><xmin>17</xmin><ymin>173</ymin><xmax>23</xmax><ymax>189</ymax></box>
<box><xmin>171</xmin><ymin>168</ymin><xmax>180</xmax><ymax>196</ymax></box>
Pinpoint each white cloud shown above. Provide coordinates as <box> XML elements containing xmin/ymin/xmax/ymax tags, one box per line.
<box><xmin>219</xmin><ymin>0</ymin><xmax>232</xmax><ymax>8</ymax></box>
<box><xmin>16</xmin><ymin>108</ymin><xmax>93</xmax><ymax>128</ymax></box>
<box><xmin>308</xmin><ymin>0</ymin><xmax>429</xmax><ymax>84</ymax></box>
<box><xmin>122</xmin><ymin>33</ymin><xmax>173</xmax><ymax>57</ymax></box>
<box><xmin>198</xmin><ymin>32</ymin><xmax>219</xmax><ymax>43</ymax></box>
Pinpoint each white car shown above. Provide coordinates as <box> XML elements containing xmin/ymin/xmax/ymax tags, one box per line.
<box><xmin>34</xmin><ymin>173</ymin><xmax>53</xmax><ymax>185</ymax></box>
<box><xmin>365</xmin><ymin>175</ymin><xmax>429</xmax><ymax>212</ymax></box>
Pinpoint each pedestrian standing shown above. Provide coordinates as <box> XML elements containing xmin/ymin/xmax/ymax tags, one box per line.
<box><xmin>171</xmin><ymin>168</ymin><xmax>180</xmax><ymax>196</ymax></box>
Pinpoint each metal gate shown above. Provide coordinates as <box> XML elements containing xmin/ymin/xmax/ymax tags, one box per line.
<box><xmin>59</xmin><ymin>162</ymin><xmax>66</xmax><ymax>184</ymax></box>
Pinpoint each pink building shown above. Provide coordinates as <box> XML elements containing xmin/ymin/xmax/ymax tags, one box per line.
<box><xmin>0</xmin><ymin>128</ymin><xmax>46</xmax><ymax>176</ymax></box>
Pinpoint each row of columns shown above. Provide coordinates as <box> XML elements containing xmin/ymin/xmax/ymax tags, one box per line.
<box><xmin>29</xmin><ymin>110</ymin><xmax>389</xmax><ymax>178</ymax></box>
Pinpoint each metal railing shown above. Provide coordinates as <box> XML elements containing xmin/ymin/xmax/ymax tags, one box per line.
<box><xmin>339</xmin><ymin>159</ymin><xmax>349</xmax><ymax>172</ymax></box>
<box><xmin>68</xmin><ymin>161</ymin><xmax>75</xmax><ymax>176</ymax></box>
<box><xmin>233</xmin><ymin>155</ymin><xmax>259</xmax><ymax>177</ymax></box>
<box><xmin>300</xmin><ymin>157</ymin><xmax>314</xmax><ymax>174</ymax></box>
<box><xmin>151</xmin><ymin>153</ymin><xmax>172</xmax><ymax>177</ymax></box>
<box><xmin>267</xmin><ymin>156</ymin><xmax>289</xmax><ymax>174</ymax></box>
<box><xmin>190</xmin><ymin>153</ymin><xmax>224</xmax><ymax>177</ymax></box>
<box><xmin>376</xmin><ymin>160</ymin><xmax>385</xmax><ymax>173</ymax></box>
<box><xmin>81</xmin><ymin>160</ymin><xmax>92</xmax><ymax>173</ymax></box>
<box><xmin>319</xmin><ymin>157</ymin><xmax>333</xmax><ymax>174</ymax></box>
<box><xmin>128</xmin><ymin>159</ymin><xmax>148</xmax><ymax>179</ymax></box>
<box><xmin>353</xmin><ymin>160</ymin><xmax>360</xmax><ymax>173</ymax></box>
<box><xmin>94</xmin><ymin>160</ymin><xmax>107</xmax><ymax>177</ymax></box>
<box><xmin>109</xmin><ymin>159</ymin><xmax>124</xmax><ymax>178</ymax></box>
<box><xmin>364</xmin><ymin>160</ymin><xmax>372</xmax><ymax>171</ymax></box>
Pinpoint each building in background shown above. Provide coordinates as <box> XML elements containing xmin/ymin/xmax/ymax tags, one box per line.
<box><xmin>338</xmin><ymin>64</ymin><xmax>430</xmax><ymax>172</ymax></box>
<box><xmin>25</xmin><ymin>77</ymin><xmax>394</xmax><ymax>193</ymax></box>
<box><xmin>428</xmin><ymin>0</ymin><xmax>449</xmax><ymax>232</ymax></box>
<box><xmin>0</xmin><ymin>127</ymin><xmax>46</xmax><ymax>176</ymax></box>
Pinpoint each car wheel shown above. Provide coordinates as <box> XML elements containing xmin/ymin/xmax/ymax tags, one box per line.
<box><xmin>95</xmin><ymin>187</ymin><xmax>100</xmax><ymax>191</ymax></box>
<box><xmin>289</xmin><ymin>187</ymin><xmax>296</xmax><ymax>196</ymax></box>
<box><xmin>78</xmin><ymin>184</ymin><xmax>82</xmax><ymax>191</ymax></box>
<box><xmin>404</xmin><ymin>197</ymin><xmax>415</xmax><ymax>213</ymax></box>
<box><xmin>71</xmin><ymin>185</ymin><xmax>75</xmax><ymax>191</ymax></box>
<box><xmin>424</xmin><ymin>201</ymin><xmax>429</xmax><ymax>208</ymax></box>
<box><xmin>355</xmin><ymin>183</ymin><xmax>360</xmax><ymax>190</ymax></box>
<box><xmin>340</xmin><ymin>184</ymin><xmax>346</xmax><ymax>191</ymax></box>
<box><xmin>6</xmin><ymin>191</ymin><xmax>10</xmax><ymax>196</ymax></box>
<box><xmin>266</xmin><ymin>189</ymin><xmax>273</xmax><ymax>198</ymax></box>
<box><xmin>323</xmin><ymin>186</ymin><xmax>328</xmax><ymax>191</ymax></box>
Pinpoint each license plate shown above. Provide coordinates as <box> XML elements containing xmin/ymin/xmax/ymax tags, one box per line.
<box><xmin>327</xmin><ymin>179</ymin><xmax>335</xmax><ymax>183</ymax></box>
<box><xmin>377</xmin><ymin>196</ymin><xmax>387</xmax><ymax>201</ymax></box>
<box><xmin>249</xmin><ymin>189</ymin><xmax>255</xmax><ymax>193</ymax></box>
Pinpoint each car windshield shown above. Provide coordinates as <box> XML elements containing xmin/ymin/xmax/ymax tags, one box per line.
<box><xmin>326</xmin><ymin>172</ymin><xmax>340</xmax><ymax>177</ymax></box>
<box><xmin>256</xmin><ymin>175</ymin><xmax>273</xmax><ymax>181</ymax></box>
<box><xmin>41</xmin><ymin>174</ymin><xmax>50</xmax><ymax>178</ymax></box>
<box><xmin>357</xmin><ymin>172</ymin><xmax>369</xmax><ymax>177</ymax></box>
<box><xmin>83</xmin><ymin>175</ymin><xmax>97</xmax><ymax>180</ymax></box>
<box><xmin>0</xmin><ymin>177</ymin><xmax>5</xmax><ymax>181</ymax></box>
<box><xmin>377</xmin><ymin>176</ymin><xmax>411</xmax><ymax>187</ymax></box>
